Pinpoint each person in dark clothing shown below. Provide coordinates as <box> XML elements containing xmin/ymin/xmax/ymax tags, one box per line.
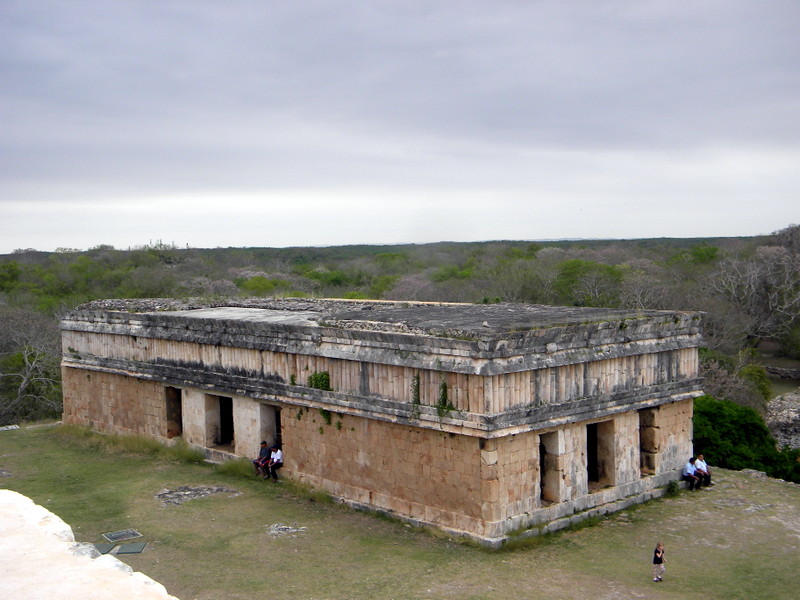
<box><xmin>253</xmin><ymin>441</ymin><xmax>270</xmax><ymax>476</ymax></box>
<box><xmin>652</xmin><ymin>542</ymin><xmax>666</xmax><ymax>582</ymax></box>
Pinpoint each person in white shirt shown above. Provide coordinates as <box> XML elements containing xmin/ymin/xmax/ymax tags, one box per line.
<box><xmin>266</xmin><ymin>445</ymin><xmax>284</xmax><ymax>481</ymax></box>
<box><xmin>682</xmin><ymin>457</ymin><xmax>700</xmax><ymax>490</ymax></box>
<box><xmin>694</xmin><ymin>454</ymin><xmax>712</xmax><ymax>487</ymax></box>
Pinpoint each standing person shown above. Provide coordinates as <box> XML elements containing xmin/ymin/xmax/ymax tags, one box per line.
<box><xmin>682</xmin><ymin>457</ymin><xmax>700</xmax><ymax>490</ymax></box>
<box><xmin>252</xmin><ymin>441</ymin><xmax>270</xmax><ymax>477</ymax></box>
<box><xmin>652</xmin><ymin>542</ymin><xmax>666</xmax><ymax>582</ymax></box>
<box><xmin>695</xmin><ymin>454</ymin><xmax>713</xmax><ymax>487</ymax></box>
<box><xmin>266</xmin><ymin>444</ymin><xmax>283</xmax><ymax>481</ymax></box>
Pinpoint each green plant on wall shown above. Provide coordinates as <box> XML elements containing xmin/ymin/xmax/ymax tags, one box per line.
<box><xmin>410</xmin><ymin>373</ymin><xmax>421</xmax><ymax>419</ymax></box>
<box><xmin>412</xmin><ymin>373</ymin><xmax>421</xmax><ymax>402</ymax></box>
<box><xmin>436</xmin><ymin>379</ymin><xmax>454</xmax><ymax>418</ymax></box>
<box><xmin>307</xmin><ymin>371</ymin><xmax>332</xmax><ymax>391</ymax></box>
<box><xmin>319</xmin><ymin>408</ymin><xmax>332</xmax><ymax>425</ymax></box>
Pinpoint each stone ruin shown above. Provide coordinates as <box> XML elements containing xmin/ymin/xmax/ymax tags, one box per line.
<box><xmin>61</xmin><ymin>298</ymin><xmax>703</xmax><ymax>546</ymax></box>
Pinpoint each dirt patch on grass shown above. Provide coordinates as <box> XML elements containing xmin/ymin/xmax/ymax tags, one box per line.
<box><xmin>155</xmin><ymin>485</ymin><xmax>240</xmax><ymax>506</ymax></box>
<box><xmin>265</xmin><ymin>523</ymin><xmax>307</xmax><ymax>537</ymax></box>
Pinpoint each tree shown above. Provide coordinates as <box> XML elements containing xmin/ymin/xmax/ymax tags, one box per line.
<box><xmin>554</xmin><ymin>259</ymin><xmax>625</xmax><ymax>307</ymax></box>
<box><xmin>710</xmin><ymin>245</ymin><xmax>800</xmax><ymax>342</ymax></box>
<box><xmin>0</xmin><ymin>308</ymin><xmax>62</xmax><ymax>424</ymax></box>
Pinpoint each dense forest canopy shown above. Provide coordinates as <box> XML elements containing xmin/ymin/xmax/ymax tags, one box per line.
<box><xmin>2</xmin><ymin>225</ymin><xmax>799</xmax><ymax>480</ymax></box>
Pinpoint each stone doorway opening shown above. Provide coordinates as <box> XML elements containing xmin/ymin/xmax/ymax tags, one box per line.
<box><xmin>259</xmin><ymin>403</ymin><xmax>282</xmax><ymax>448</ymax></box>
<box><xmin>165</xmin><ymin>386</ymin><xmax>183</xmax><ymax>439</ymax></box>
<box><xmin>539</xmin><ymin>431</ymin><xmax>560</xmax><ymax>505</ymax></box>
<box><xmin>587</xmin><ymin>420</ymin><xmax>615</xmax><ymax>492</ymax></box>
<box><xmin>205</xmin><ymin>394</ymin><xmax>234</xmax><ymax>450</ymax></box>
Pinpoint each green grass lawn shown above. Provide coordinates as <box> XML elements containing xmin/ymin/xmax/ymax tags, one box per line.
<box><xmin>2</xmin><ymin>424</ymin><xmax>798</xmax><ymax>600</ymax></box>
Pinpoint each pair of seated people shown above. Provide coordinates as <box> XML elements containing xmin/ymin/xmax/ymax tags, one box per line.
<box><xmin>681</xmin><ymin>454</ymin><xmax>712</xmax><ymax>490</ymax></box>
<box><xmin>252</xmin><ymin>441</ymin><xmax>283</xmax><ymax>480</ymax></box>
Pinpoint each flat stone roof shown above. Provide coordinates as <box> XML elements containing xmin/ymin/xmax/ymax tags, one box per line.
<box><xmin>76</xmin><ymin>298</ymin><xmax>692</xmax><ymax>338</ymax></box>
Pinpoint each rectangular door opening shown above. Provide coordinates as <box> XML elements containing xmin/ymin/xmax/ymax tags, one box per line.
<box><xmin>218</xmin><ymin>396</ymin><xmax>234</xmax><ymax>446</ymax></box>
<box><xmin>205</xmin><ymin>394</ymin><xmax>234</xmax><ymax>449</ymax></box>
<box><xmin>587</xmin><ymin>420</ymin><xmax>615</xmax><ymax>491</ymax></box>
<box><xmin>259</xmin><ymin>403</ymin><xmax>282</xmax><ymax>448</ymax></box>
<box><xmin>539</xmin><ymin>431</ymin><xmax>560</xmax><ymax>504</ymax></box>
<box><xmin>165</xmin><ymin>386</ymin><xmax>183</xmax><ymax>439</ymax></box>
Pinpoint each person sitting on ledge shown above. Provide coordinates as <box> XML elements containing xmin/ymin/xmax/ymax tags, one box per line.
<box><xmin>266</xmin><ymin>444</ymin><xmax>283</xmax><ymax>481</ymax></box>
<box><xmin>253</xmin><ymin>441</ymin><xmax>270</xmax><ymax>477</ymax></box>
<box><xmin>682</xmin><ymin>456</ymin><xmax>700</xmax><ymax>490</ymax></box>
<box><xmin>694</xmin><ymin>453</ymin><xmax>713</xmax><ymax>487</ymax></box>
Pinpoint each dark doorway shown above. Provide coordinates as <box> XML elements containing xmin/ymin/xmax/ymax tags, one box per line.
<box><xmin>274</xmin><ymin>407</ymin><xmax>282</xmax><ymax>448</ymax></box>
<box><xmin>165</xmin><ymin>387</ymin><xmax>183</xmax><ymax>438</ymax></box>
<box><xmin>587</xmin><ymin>420</ymin><xmax>615</xmax><ymax>490</ymax></box>
<box><xmin>587</xmin><ymin>423</ymin><xmax>599</xmax><ymax>483</ymax></box>
<box><xmin>218</xmin><ymin>396</ymin><xmax>234</xmax><ymax>446</ymax></box>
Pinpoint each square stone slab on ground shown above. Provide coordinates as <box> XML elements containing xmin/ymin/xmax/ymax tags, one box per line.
<box><xmin>101</xmin><ymin>528</ymin><xmax>142</xmax><ymax>543</ymax></box>
<box><xmin>93</xmin><ymin>542</ymin><xmax>116</xmax><ymax>554</ymax></box>
<box><xmin>116</xmin><ymin>542</ymin><xmax>147</xmax><ymax>554</ymax></box>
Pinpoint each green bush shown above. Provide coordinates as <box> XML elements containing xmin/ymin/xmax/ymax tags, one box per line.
<box><xmin>693</xmin><ymin>395</ymin><xmax>800</xmax><ymax>483</ymax></box>
<box><xmin>237</xmin><ymin>275</ymin><xmax>289</xmax><ymax>296</ymax></box>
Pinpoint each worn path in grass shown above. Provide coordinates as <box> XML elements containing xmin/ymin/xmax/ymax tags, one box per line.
<box><xmin>1</xmin><ymin>425</ymin><xmax>798</xmax><ymax>600</ymax></box>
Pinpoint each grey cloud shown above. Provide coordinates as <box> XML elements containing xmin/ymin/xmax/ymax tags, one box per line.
<box><xmin>1</xmin><ymin>1</ymin><xmax>798</xmax><ymax>251</ymax></box>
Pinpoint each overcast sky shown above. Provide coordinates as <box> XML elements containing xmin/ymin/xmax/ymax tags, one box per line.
<box><xmin>1</xmin><ymin>1</ymin><xmax>798</xmax><ymax>253</ymax></box>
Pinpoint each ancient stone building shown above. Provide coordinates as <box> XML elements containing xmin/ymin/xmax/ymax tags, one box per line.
<box><xmin>61</xmin><ymin>298</ymin><xmax>703</xmax><ymax>546</ymax></box>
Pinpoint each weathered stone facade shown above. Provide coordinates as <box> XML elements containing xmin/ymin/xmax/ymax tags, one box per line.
<box><xmin>61</xmin><ymin>299</ymin><xmax>703</xmax><ymax>545</ymax></box>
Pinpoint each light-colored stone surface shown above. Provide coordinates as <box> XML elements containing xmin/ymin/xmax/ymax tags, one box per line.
<box><xmin>0</xmin><ymin>490</ymin><xmax>179</xmax><ymax>600</ymax></box>
<box><xmin>766</xmin><ymin>391</ymin><xmax>800</xmax><ymax>449</ymax></box>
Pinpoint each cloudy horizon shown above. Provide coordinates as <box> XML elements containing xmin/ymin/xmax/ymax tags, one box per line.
<box><xmin>1</xmin><ymin>1</ymin><xmax>798</xmax><ymax>253</ymax></box>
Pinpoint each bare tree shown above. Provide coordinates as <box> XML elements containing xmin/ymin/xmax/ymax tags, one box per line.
<box><xmin>0</xmin><ymin>308</ymin><xmax>62</xmax><ymax>424</ymax></box>
<box><xmin>710</xmin><ymin>245</ymin><xmax>800</xmax><ymax>341</ymax></box>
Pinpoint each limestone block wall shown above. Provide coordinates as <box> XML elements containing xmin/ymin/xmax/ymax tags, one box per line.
<box><xmin>281</xmin><ymin>407</ymin><xmax>485</xmax><ymax>534</ymax></box>
<box><xmin>493</xmin><ymin>434</ymin><xmax>539</xmax><ymax>522</ymax></box>
<box><xmin>652</xmin><ymin>398</ymin><xmax>693</xmax><ymax>473</ymax></box>
<box><xmin>61</xmin><ymin>367</ymin><xmax>167</xmax><ymax>439</ymax></box>
<box><xmin>62</xmin><ymin>329</ymin><xmax>699</xmax><ymax>418</ymax></box>
<box><xmin>563</xmin><ymin>423</ymin><xmax>589</xmax><ymax>500</ymax></box>
<box><xmin>636</xmin><ymin>399</ymin><xmax>693</xmax><ymax>474</ymax></box>
<box><xmin>232</xmin><ymin>395</ymin><xmax>264</xmax><ymax>458</ymax></box>
<box><xmin>180</xmin><ymin>389</ymin><xmax>207</xmax><ymax>448</ymax></box>
<box><xmin>613</xmin><ymin>411</ymin><xmax>642</xmax><ymax>486</ymax></box>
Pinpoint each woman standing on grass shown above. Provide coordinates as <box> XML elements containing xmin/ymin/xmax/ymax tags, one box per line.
<box><xmin>652</xmin><ymin>542</ymin><xmax>666</xmax><ymax>582</ymax></box>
